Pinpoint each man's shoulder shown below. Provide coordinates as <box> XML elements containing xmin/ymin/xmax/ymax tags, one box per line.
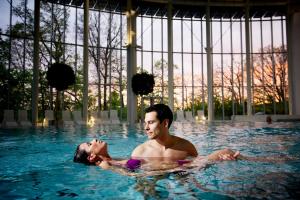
<box><xmin>131</xmin><ymin>141</ymin><xmax>152</xmax><ymax>157</ymax></box>
<box><xmin>172</xmin><ymin>135</ymin><xmax>198</xmax><ymax>156</ymax></box>
<box><xmin>173</xmin><ymin>135</ymin><xmax>193</xmax><ymax>145</ymax></box>
<box><xmin>134</xmin><ymin>141</ymin><xmax>149</xmax><ymax>149</ymax></box>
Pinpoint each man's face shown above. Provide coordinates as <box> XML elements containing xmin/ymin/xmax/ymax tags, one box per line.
<box><xmin>79</xmin><ymin>139</ymin><xmax>107</xmax><ymax>156</ymax></box>
<box><xmin>144</xmin><ymin>111</ymin><xmax>164</xmax><ymax>139</ymax></box>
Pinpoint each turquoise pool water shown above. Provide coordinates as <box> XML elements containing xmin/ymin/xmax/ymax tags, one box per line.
<box><xmin>0</xmin><ymin>122</ymin><xmax>300</xmax><ymax>199</ymax></box>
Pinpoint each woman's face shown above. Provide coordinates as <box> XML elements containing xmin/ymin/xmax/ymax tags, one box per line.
<box><xmin>80</xmin><ymin>139</ymin><xmax>108</xmax><ymax>156</ymax></box>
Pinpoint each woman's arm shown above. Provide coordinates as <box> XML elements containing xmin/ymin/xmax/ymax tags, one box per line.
<box><xmin>205</xmin><ymin>148</ymin><xmax>240</xmax><ymax>161</ymax></box>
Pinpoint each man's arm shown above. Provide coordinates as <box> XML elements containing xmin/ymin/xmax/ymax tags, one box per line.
<box><xmin>180</xmin><ymin>138</ymin><xmax>198</xmax><ymax>157</ymax></box>
<box><xmin>187</xmin><ymin>142</ymin><xmax>198</xmax><ymax>157</ymax></box>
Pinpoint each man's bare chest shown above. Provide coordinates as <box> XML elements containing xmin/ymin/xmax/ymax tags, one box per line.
<box><xmin>143</xmin><ymin>146</ymin><xmax>188</xmax><ymax>159</ymax></box>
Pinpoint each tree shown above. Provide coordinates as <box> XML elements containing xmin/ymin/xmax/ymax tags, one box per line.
<box><xmin>153</xmin><ymin>59</ymin><xmax>168</xmax><ymax>104</ymax></box>
<box><xmin>0</xmin><ymin>18</ymin><xmax>34</xmax><ymax>113</ymax></box>
<box><xmin>84</xmin><ymin>11</ymin><xmax>123</xmax><ymax>111</ymax></box>
<box><xmin>214</xmin><ymin>45</ymin><xmax>288</xmax><ymax>116</ymax></box>
<box><xmin>252</xmin><ymin>45</ymin><xmax>288</xmax><ymax>113</ymax></box>
<box><xmin>152</xmin><ymin>59</ymin><xmax>179</xmax><ymax>105</ymax></box>
<box><xmin>7</xmin><ymin>1</ymin><xmax>82</xmax><ymax>115</ymax></box>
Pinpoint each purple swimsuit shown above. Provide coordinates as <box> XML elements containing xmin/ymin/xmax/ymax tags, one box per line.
<box><xmin>125</xmin><ymin>159</ymin><xmax>191</xmax><ymax>171</ymax></box>
<box><xmin>125</xmin><ymin>159</ymin><xmax>141</xmax><ymax>170</ymax></box>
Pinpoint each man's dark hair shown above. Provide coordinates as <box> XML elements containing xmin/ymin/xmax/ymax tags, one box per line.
<box><xmin>73</xmin><ymin>145</ymin><xmax>91</xmax><ymax>165</ymax></box>
<box><xmin>145</xmin><ymin>104</ymin><xmax>173</xmax><ymax>128</ymax></box>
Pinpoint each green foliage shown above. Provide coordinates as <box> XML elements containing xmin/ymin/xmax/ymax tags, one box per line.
<box><xmin>0</xmin><ymin>66</ymin><xmax>32</xmax><ymax>112</ymax></box>
<box><xmin>0</xmin><ymin>29</ymin><xmax>9</xmax><ymax>66</ymax></box>
<box><xmin>119</xmin><ymin>107</ymin><xmax>127</xmax><ymax>121</ymax></box>
<box><xmin>110</xmin><ymin>91</ymin><xmax>120</xmax><ymax>110</ymax></box>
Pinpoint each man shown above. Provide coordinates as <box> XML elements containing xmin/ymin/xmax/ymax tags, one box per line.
<box><xmin>131</xmin><ymin>104</ymin><xmax>198</xmax><ymax>161</ymax></box>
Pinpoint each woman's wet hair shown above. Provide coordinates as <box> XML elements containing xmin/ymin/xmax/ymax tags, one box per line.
<box><xmin>73</xmin><ymin>144</ymin><xmax>91</xmax><ymax>165</ymax></box>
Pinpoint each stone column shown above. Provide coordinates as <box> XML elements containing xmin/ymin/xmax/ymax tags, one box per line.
<box><xmin>32</xmin><ymin>0</ymin><xmax>40</xmax><ymax>126</ymax></box>
<box><xmin>83</xmin><ymin>0</ymin><xmax>89</xmax><ymax>123</ymax></box>
<box><xmin>206</xmin><ymin>5</ymin><xmax>214</xmax><ymax>121</ymax></box>
<box><xmin>245</xmin><ymin>2</ymin><xmax>252</xmax><ymax>116</ymax></box>
<box><xmin>127</xmin><ymin>0</ymin><xmax>137</xmax><ymax>126</ymax></box>
<box><xmin>287</xmin><ymin>10</ymin><xmax>300</xmax><ymax>115</ymax></box>
<box><xmin>167</xmin><ymin>0</ymin><xmax>174</xmax><ymax>112</ymax></box>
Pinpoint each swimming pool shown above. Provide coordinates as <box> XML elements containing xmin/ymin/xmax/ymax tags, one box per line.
<box><xmin>0</xmin><ymin>122</ymin><xmax>300</xmax><ymax>199</ymax></box>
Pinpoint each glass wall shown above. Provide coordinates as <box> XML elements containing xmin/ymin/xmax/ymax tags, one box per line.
<box><xmin>0</xmin><ymin>0</ymin><xmax>288</xmax><ymax>121</ymax></box>
<box><xmin>136</xmin><ymin>12</ymin><xmax>287</xmax><ymax>120</ymax></box>
<box><xmin>0</xmin><ymin>0</ymin><xmax>127</xmax><ymax>121</ymax></box>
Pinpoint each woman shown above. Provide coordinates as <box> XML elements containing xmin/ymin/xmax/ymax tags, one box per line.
<box><xmin>73</xmin><ymin>139</ymin><xmax>240</xmax><ymax>176</ymax></box>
